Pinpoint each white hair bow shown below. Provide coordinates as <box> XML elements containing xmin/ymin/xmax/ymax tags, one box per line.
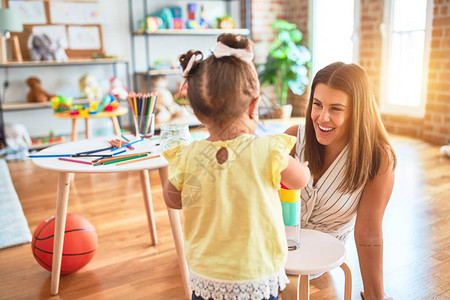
<box><xmin>212</xmin><ymin>41</ymin><xmax>254</xmax><ymax>63</ymax></box>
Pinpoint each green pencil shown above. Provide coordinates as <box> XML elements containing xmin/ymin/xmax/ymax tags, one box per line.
<box><xmin>102</xmin><ymin>154</ymin><xmax>148</xmax><ymax>165</ymax></box>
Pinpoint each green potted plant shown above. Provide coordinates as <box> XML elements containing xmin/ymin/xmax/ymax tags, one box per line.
<box><xmin>259</xmin><ymin>20</ymin><xmax>311</xmax><ymax>118</ymax></box>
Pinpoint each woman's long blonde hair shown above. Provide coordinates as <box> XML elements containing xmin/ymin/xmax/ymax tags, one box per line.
<box><xmin>304</xmin><ymin>62</ymin><xmax>396</xmax><ymax>193</ymax></box>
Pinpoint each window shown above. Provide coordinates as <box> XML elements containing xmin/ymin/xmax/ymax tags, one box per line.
<box><xmin>310</xmin><ymin>0</ymin><xmax>360</xmax><ymax>76</ymax></box>
<box><xmin>380</xmin><ymin>0</ymin><xmax>433</xmax><ymax>116</ymax></box>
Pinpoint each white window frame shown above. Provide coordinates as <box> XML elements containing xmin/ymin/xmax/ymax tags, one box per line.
<box><xmin>308</xmin><ymin>0</ymin><xmax>361</xmax><ymax>77</ymax></box>
<box><xmin>379</xmin><ymin>0</ymin><xmax>433</xmax><ymax>117</ymax></box>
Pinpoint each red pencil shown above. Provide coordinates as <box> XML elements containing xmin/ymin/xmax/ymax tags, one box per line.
<box><xmin>58</xmin><ymin>157</ymin><xmax>92</xmax><ymax>165</ymax></box>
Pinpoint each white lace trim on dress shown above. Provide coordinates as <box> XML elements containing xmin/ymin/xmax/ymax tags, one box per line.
<box><xmin>190</xmin><ymin>268</ymin><xmax>289</xmax><ymax>300</ymax></box>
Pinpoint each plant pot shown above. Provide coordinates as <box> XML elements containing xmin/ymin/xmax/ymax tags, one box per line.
<box><xmin>280</xmin><ymin>104</ymin><xmax>293</xmax><ymax>120</ymax></box>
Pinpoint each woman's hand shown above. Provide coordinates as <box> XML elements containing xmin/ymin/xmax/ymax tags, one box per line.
<box><xmin>361</xmin><ymin>291</ymin><xmax>393</xmax><ymax>300</ymax></box>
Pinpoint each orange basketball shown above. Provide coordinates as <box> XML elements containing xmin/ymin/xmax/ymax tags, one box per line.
<box><xmin>31</xmin><ymin>213</ymin><xmax>98</xmax><ymax>275</ymax></box>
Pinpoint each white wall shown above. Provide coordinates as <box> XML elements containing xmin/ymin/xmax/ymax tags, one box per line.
<box><xmin>1</xmin><ymin>0</ymin><xmax>238</xmax><ymax>137</ymax></box>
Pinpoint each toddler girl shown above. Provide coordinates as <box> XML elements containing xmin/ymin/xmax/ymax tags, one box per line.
<box><xmin>163</xmin><ymin>33</ymin><xmax>310</xmax><ymax>300</ymax></box>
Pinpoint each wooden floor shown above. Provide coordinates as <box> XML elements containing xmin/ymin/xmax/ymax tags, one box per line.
<box><xmin>1</xmin><ymin>135</ymin><xmax>449</xmax><ymax>300</ymax></box>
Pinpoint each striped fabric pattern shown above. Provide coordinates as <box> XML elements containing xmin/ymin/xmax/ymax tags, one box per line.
<box><xmin>295</xmin><ymin>126</ymin><xmax>363</xmax><ymax>242</ymax></box>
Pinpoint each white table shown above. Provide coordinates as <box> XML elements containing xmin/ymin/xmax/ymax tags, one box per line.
<box><xmin>32</xmin><ymin>137</ymin><xmax>190</xmax><ymax>297</ymax></box>
<box><xmin>283</xmin><ymin>229</ymin><xmax>352</xmax><ymax>300</ymax></box>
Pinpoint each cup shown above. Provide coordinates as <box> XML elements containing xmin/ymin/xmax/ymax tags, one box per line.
<box><xmin>160</xmin><ymin>124</ymin><xmax>190</xmax><ymax>150</ymax></box>
<box><xmin>279</xmin><ymin>185</ymin><xmax>301</xmax><ymax>251</ymax></box>
<box><xmin>134</xmin><ymin>113</ymin><xmax>155</xmax><ymax>138</ymax></box>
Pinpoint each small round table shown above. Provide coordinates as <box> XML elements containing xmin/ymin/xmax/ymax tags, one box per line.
<box><xmin>53</xmin><ymin>106</ymin><xmax>128</xmax><ymax>141</ymax></box>
<box><xmin>283</xmin><ymin>229</ymin><xmax>352</xmax><ymax>300</ymax></box>
<box><xmin>32</xmin><ymin>137</ymin><xmax>165</xmax><ymax>295</ymax></box>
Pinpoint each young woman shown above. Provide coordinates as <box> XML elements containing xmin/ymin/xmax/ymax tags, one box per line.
<box><xmin>285</xmin><ymin>62</ymin><xmax>396</xmax><ymax>300</ymax></box>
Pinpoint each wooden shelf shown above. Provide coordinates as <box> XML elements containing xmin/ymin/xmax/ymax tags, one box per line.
<box><xmin>135</xmin><ymin>69</ymin><xmax>183</xmax><ymax>77</ymax></box>
<box><xmin>0</xmin><ymin>58</ymin><xmax>127</xmax><ymax>68</ymax></box>
<box><xmin>2</xmin><ymin>99</ymin><xmax>91</xmax><ymax>111</ymax></box>
<box><xmin>133</xmin><ymin>28</ymin><xmax>250</xmax><ymax>36</ymax></box>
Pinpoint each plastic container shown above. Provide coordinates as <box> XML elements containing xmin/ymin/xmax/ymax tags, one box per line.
<box><xmin>279</xmin><ymin>184</ymin><xmax>301</xmax><ymax>251</ymax></box>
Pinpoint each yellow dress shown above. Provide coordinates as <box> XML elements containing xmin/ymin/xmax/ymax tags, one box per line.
<box><xmin>163</xmin><ymin>134</ymin><xmax>296</xmax><ymax>299</ymax></box>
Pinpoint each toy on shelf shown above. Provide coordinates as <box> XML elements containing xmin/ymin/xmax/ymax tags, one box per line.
<box><xmin>144</xmin><ymin>17</ymin><xmax>161</xmax><ymax>33</ymax></box>
<box><xmin>70</xmin><ymin>95</ymin><xmax>120</xmax><ymax>116</ymax></box>
<box><xmin>151</xmin><ymin>76</ymin><xmax>190</xmax><ymax>126</ymax></box>
<box><xmin>53</xmin><ymin>38</ymin><xmax>69</xmax><ymax>62</ymax></box>
<box><xmin>199</xmin><ymin>5</ymin><xmax>209</xmax><ymax>29</ymax></box>
<box><xmin>50</xmin><ymin>95</ymin><xmax>73</xmax><ymax>112</ymax></box>
<box><xmin>217</xmin><ymin>15</ymin><xmax>235</xmax><ymax>29</ymax></box>
<box><xmin>27</xmin><ymin>34</ymin><xmax>68</xmax><ymax>62</ymax></box>
<box><xmin>141</xmin><ymin>8</ymin><xmax>173</xmax><ymax>31</ymax></box>
<box><xmin>109</xmin><ymin>77</ymin><xmax>128</xmax><ymax>100</ymax></box>
<box><xmin>26</xmin><ymin>77</ymin><xmax>55</xmax><ymax>103</ymax></box>
<box><xmin>31</xmin><ymin>130</ymin><xmax>65</xmax><ymax>147</ymax></box>
<box><xmin>5</xmin><ymin>123</ymin><xmax>31</xmax><ymax>149</ymax></box>
<box><xmin>79</xmin><ymin>74</ymin><xmax>103</xmax><ymax>100</ymax></box>
<box><xmin>174</xmin><ymin>82</ymin><xmax>189</xmax><ymax>106</ymax></box>
<box><xmin>187</xmin><ymin>3</ymin><xmax>197</xmax><ymax>20</ymax></box>
<box><xmin>27</xmin><ymin>34</ymin><xmax>54</xmax><ymax>61</ymax></box>
<box><xmin>99</xmin><ymin>94</ymin><xmax>120</xmax><ymax>112</ymax></box>
<box><xmin>92</xmin><ymin>52</ymin><xmax>119</xmax><ymax>59</ymax></box>
<box><xmin>171</xmin><ymin>6</ymin><xmax>183</xmax><ymax>29</ymax></box>
<box><xmin>151</xmin><ymin>59</ymin><xmax>178</xmax><ymax>71</ymax></box>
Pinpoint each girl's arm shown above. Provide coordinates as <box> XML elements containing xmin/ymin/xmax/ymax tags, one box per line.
<box><xmin>280</xmin><ymin>157</ymin><xmax>310</xmax><ymax>190</ymax></box>
<box><xmin>163</xmin><ymin>181</ymin><xmax>182</xmax><ymax>209</ymax></box>
<box><xmin>355</xmin><ymin>153</ymin><xmax>395</xmax><ymax>300</ymax></box>
<box><xmin>284</xmin><ymin>125</ymin><xmax>299</xmax><ymax>157</ymax></box>
<box><xmin>281</xmin><ymin>125</ymin><xmax>310</xmax><ymax>189</ymax></box>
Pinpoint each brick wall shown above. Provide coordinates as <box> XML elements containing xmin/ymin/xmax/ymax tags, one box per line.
<box><xmin>355</xmin><ymin>0</ymin><xmax>449</xmax><ymax>144</ymax></box>
<box><xmin>250</xmin><ymin>0</ymin><xmax>450</xmax><ymax>144</ymax></box>
<box><xmin>250</xmin><ymin>0</ymin><xmax>287</xmax><ymax>64</ymax></box>
<box><xmin>250</xmin><ymin>0</ymin><xmax>310</xmax><ymax>117</ymax></box>
<box><xmin>422</xmin><ymin>0</ymin><xmax>450</xmax><ymax>144</ymax></box>
<box><xmin>286</xmin><ymin>0</ymin><xmax>310</xmax><ymax>116</ymax></box>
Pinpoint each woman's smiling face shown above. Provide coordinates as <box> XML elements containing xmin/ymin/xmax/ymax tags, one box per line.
<box><xmin>311</xmin><ymin>83</ymin><xmax>352</xmax><ymax>151</ymax></box>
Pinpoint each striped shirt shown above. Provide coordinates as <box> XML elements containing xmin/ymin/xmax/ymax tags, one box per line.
<box><xmin>295</xmin><ymin>126</ymin><xmax>363</xmax><ymax>241</ymax></box>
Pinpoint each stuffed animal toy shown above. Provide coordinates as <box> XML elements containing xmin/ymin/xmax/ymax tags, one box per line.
<box><xmin>150</xmin><ymin>8</ymin><xmax>173</xmax><ymax>29</ymax></box>
<box><xmin>151</xmin><ymin>75</ymin><xmax>189</xmax><ymax>126</ymax></box>
<box><xmin>26</xmin><ymin>77</ymin><xmax>54</xmax><ymax>103</ymax></box>
<box><xmin>4</xmin><ymin>123</ymin><xmax>31</xmax><ymax>149</ymax></box>
<box><xmin>109</xmin><ymin>77</ymin><xmax>128</xmax><ymax>100</ymax></box>
<box><xmin>53</xmin><ymin>38</ymin><xmax>68</xmax><ymax>62</ymax></box>
<box><xmin>27</xmin><ymin>34</ymin><xmax>55</xmax><ymax>61</ymax></box>
<box><xmin>79</xmin><ymin>74</ymin><xmax>103</xmax><ymax>100</ymax></box>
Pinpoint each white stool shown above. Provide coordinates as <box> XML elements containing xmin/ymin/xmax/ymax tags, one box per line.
<box><xmin>283</xmin><ymin>229</ymin><xmax>352</xmax><ymax>300</ymax></box>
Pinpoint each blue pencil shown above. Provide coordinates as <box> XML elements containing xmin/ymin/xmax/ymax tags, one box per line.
<box><xmin>29</xmin><ymin>154</ymin><xmax>114</xmax><ymax>158</ymax></box>
<box><xmin>29</xmin><ymin>154</ymin><xmax>72</xmax><ymax>158</ymax></box>
<box><xmin>75</xmin><ymin>146</ymin><xmax>113</xmax><ymax>155</ymax></box>
<box><xmin>111</xmin><ymin>138</ymin><xmax>144</xmax><ymax>151</ymax></box>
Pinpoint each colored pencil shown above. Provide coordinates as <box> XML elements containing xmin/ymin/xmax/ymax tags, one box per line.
<box><xmin>102</xmin><ymin>154</ymin><xmax>147</xmax><ymax>165</ymax></box>
<box><xmin>29</xmin><ymin>154</ymin><xmax>111</xmax><ymax>158</ymax></box>
<box><xmin>126</xmin><ymin>92</ymin><xmax>158</xmax><ymax>136</ymax></box>
<box><xmin>116</xmin><ymin>154</ymin><xmax>160</xmax><ymax>166</ymax></box>
<box><xmin>110</xmin><ymin>138</ymin><xmax>144</xmax><ymax>151</ymax></box>
<box><xmin>95</xmin><ymin>152</ymin><xmax>148</xmax><ymax>164</ymax></box>
<box><xmin>58</xmin><ymin>157</ymin><xmax>92</xmax><ymax>165</ymax></box>
<box><xmin>111</xmin><ymin>149</ymin><xmax>127</xmax><ymax>156</ymax></box>
<box><xmin>30</xmin><ymin>154</ymin><xmax>72</xmax><ymax>158</ymax></box>
<box><xmin>75</xmin><ymin>146</ymin><xmax>113</xmax><ymax>156</ymax></box>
